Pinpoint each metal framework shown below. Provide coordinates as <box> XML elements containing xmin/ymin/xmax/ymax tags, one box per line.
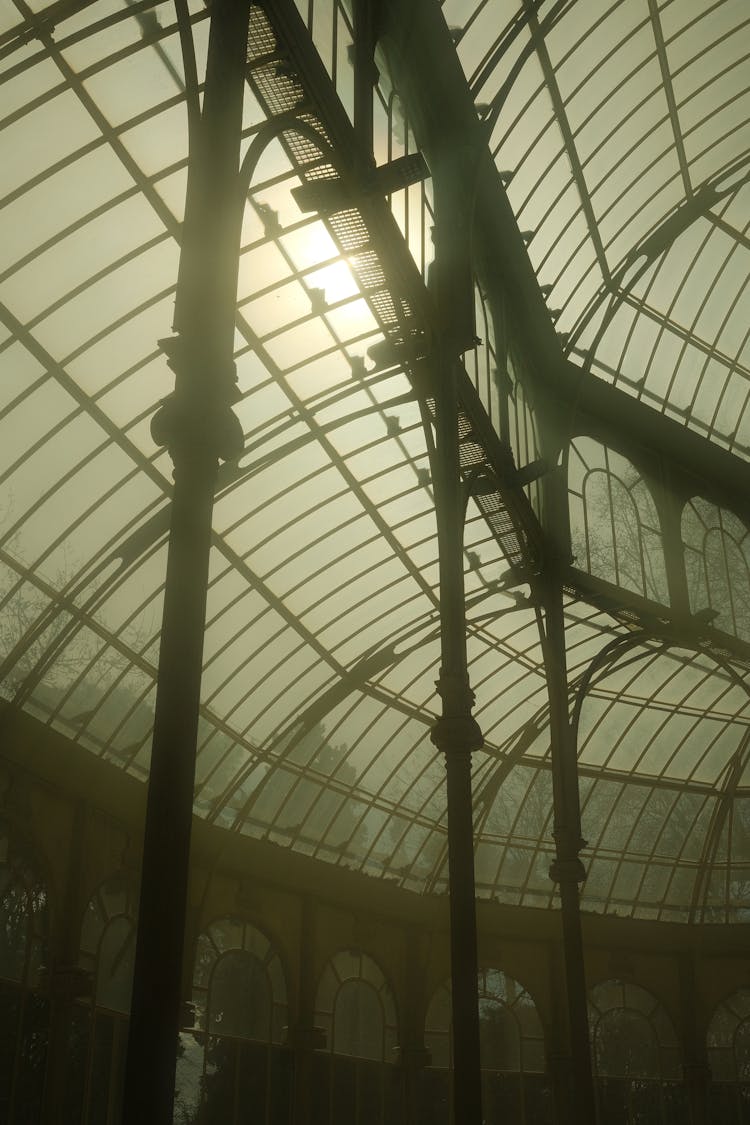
<box><xmin>2</xmin><ymin>0</ymin><xmax>750</xmax><ymax>1122</ymax></box>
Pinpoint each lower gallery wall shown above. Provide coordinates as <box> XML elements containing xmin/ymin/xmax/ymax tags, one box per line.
<box><xmin>1</xmin><ymin>705</ymin><xmax>748</xmax><ymax>1125</ymax></box>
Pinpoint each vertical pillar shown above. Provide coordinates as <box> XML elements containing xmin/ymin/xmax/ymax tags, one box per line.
<box><xmin>41</xmin><ymin>804</ymin><xmax>92</xmax><ymax>1125</ymax></box>
<box><xmin>679</xmin><ymin>953</ymin><xmax>710</xmax><ymax>1125</ymax></box>
<box><xmin>652</xmin><ymin>472</ymin><xmax>691</xmax><ymax>618</ymax></box>
<box><xmin>395</xmin><ymin>1046</ymin><xmax>432</xmax><ymax>1124</ymax></box>
<box><xmin>683</xmin><ymin>1063</ymin><xmax>711</xmax><ymax>1125</ymax></box>
<box><xmin>540</xmin><ymin>471</ymin><xmax>597</xmax><ymax>1125</ymax></box>
<box><xmin>352</xmin><ymin>0</ymin><xmax>377</xmax><ymax>164</ymax></box>
<box><xmin>428</xmin><ymin>136</ymin><xmax>485</xmax><ymax>1125</ymax></box>
<box><xmin>432</xmin><ymin>683</ymin><xmax>483</xmax><ymax>1125</ymax></box>
<box><xmin>288</xmin><ymin>897</ymin><xmax>326</xmax><ymax>1125</ymax></box>
<box><xmin>547</xmin><ymin>943</ymin><xmax>574</xmax><ymax>1125</ymax></box>
<box><xmin>394</xmin><ymin>927</ymin><xmax>431</xmax><ymax>1123</ymax></box>
<box><xmin>121</xmin><ymin>4</ymin><xmax>249</xmax><ymax>1124</ymax></box>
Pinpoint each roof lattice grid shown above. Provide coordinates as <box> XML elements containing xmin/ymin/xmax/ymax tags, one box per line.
<box><xmin>445</xmin><ymin>0</ymin><xmax>750</xmax><ymax>455</ymax></box>
<box><xmin>0</xmin><ymin>0</ymin><xmax>749</xmax><ymax>921</ymax></box>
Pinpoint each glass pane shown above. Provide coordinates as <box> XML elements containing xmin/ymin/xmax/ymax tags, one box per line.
<box><xmin>595</xmin><ymin>1009</ymin><xmax>660</xmax><ymax>1079</ymax></box>
<box><xmin>333</xmin><ymin>981</ymin><xmax>384</xmax><ymax>1062</ymax></box>
<box><xmin>97</xmin><ymin>917</ymin><xmax>135</xmax><ymax>1013</ymax></box>
<box><xmin>209</xmin><ymin>953</ymin><xmax>272</xmax><ymax>1042</ymax></box>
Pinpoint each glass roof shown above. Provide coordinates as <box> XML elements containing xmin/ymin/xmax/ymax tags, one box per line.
<box><xmin>446</xmin><ymin>0</ymin><xmax>750</xmax><ymax>455</ymax></box>
<box><xmin>1</xmin><ymin>0</ymin><xmax>750</xmax><ymax>923</ymax></box>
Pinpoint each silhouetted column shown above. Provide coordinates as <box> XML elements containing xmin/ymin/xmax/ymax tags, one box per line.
<box><xmin>121</xmin><ymin>3</ymin><xmax>249</xmax><ymax>1123</ymax></box>
<box><xmin>540</xmin><ymin>469</ymin><xmax>597</xmax><ymax>1125</ymax></box>
<box><xmin>429</xmin><ymin>138</ymin><xmax>485</xmax><ymax>1125</ymax></box>
<box><xmin>653</xmin><ymin>473</ymin><xmax>691</xmax><ymax>617</ymax></box>
<box><xmin>288</xmin><ymin>897</ymin><xmax>326</xmax><ymax>1125</ymax></box>
<box><xmin>352</xmin><ymin>0</ymin><xmax>377</xmax><ymax>163</ymax></box>
<box><xmin>395</xmin><ymin>1046</ymin><xmax>431</xmax><ymax>1124</ymax></box>
<box><xmin>430</xmin><ymin>408</ymin><xmax>484</xmax><ymax>1125</ymax></box>
<box><xmin>41</xmin><ymin>803</ymin><xmax>92</xmax><ymax>1125</ymax></box>
<box><xmin>679</xmin><ymin>953</ymin><xmax>710</xmax><ymax>1125</ymax></box>
<box><xmin>683</xmin><ymin>1062</ymin><xmax>711</xmax><ymax>1125</ymax></box>
<box><xmin>394</xmin><ymin>927</ymin><xmax>432</xmax><ymax>1123</ymax></box>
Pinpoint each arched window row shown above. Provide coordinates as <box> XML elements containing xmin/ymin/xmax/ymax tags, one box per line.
<box><xmin>5</xmin><ymin>844</ymin><xmax>750</xmax><ymax>1125</ymax></box>
<box><xmin>567</xmin><ymin>436</ymin><xmax>750</xmax><ymax>641</ymax></box>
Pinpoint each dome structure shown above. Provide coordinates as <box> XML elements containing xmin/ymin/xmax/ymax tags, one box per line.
<box><xmin>1</xmin><ymin>2</ymin><xmax>750</xmax><ymax>1124</ymax></box>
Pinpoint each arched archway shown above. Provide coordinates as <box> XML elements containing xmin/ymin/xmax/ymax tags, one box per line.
<box><xmin>424</xmin><ymin>968</ymin><xmax>551</xmax><ymax>1124</ymax></box>
<box><xmin>683</xmin><ymin>496</ymin><xmax>750</xmax><ymax>641</ymax></box>
<box><xmin>589</xmin><ymin>979</ymin><xmax>683</xmax><ymax>1124</ymax></box>
<box><xmin>567</xmin><ymin>436</ymin><xmax>667</xmax><ymax>603</ymax></box>
<box><xmin>313</xmin><ymin>949</ymin><xmax>399</xmax><ymax>1125</ymax></box>
<box><xmin>178</xmin><ymin>917</ymin><xmax>290</xmax><ymax>1125</ymax></box>
<box><xmin>707</xmin><ymin>987</ymin><xmax>750</xmax><ymax>1122</ymax></box>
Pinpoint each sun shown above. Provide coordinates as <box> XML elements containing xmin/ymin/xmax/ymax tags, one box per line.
<box><xmin>300</xmin><ymin>219</ymin><xmax>361</xmax><ymax>308</ymax></box>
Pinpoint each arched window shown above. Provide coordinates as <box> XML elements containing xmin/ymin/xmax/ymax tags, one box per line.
<box><xmin>192</xmin><ymin>917</ymin><xmax>287</xmax><ymax>1043</ymax></box>
<box><xmin>682</xmin><ymin>497</ymin><xmax>750</xmax><ymax>640</ymax></box>
<box><xmin>424</xmin><ymin>969</ymin><xmax>551</xmax><ymax>1124</ymax></box>
<box><xmin>707</xmin><ymin>988</ymin><xmax>750</xmax><ymax>1122</ymax></box>
<box><xmin>314</xmin><ymin>950</ymin><xmax>399</xmax><ymax>1125</ymax></box>
<box><xmin>0</xmin><ymin>819</ymin><xmax>50</xmax><ymax>1125</ymax></box>
<box><xmin>568</xmin><ymin>437</ymin><xmax>667</xmax><ymax>603</ymax></box>
<box><xmin>0</xmin><ymin>826</ymin><xmax>47</xmax><ymax>986</ymax></box>
<box><xmin>315</xmin><ymin>949</ymin><xmax>397</xmax><ymax>1062</ymax></box>
<box><xmin>708</xmin><ymin>987</ymin><xmax>750</xmax><ymax>1082</ymax></box>
<box><xmin>589</xmin><ymin>979</ymin><xmax>683</xmax><ymax>1124</ymax></box>
<box><xmin>69</xmin><ymin>874</ymin><xmax>136</xmax><ymax>1125</ymax></box>
<box><xmin>79</xmin><ymin>874</ymin><xmax>136</xmax><ymax>1014</ymax></box>
<box><xmin>179</xmin><ymin>918</ymin><xmax>290</xmax><ymax>1125</ymax></box>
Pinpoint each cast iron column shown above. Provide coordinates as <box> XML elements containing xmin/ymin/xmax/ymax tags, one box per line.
<box><xmin>679</xmin><ymin>953</ymin><xmax>710</xmax><ymax>1125</ymax></box>
<box><xmin>430</xmin><ymin>348</ymin><xmax>484</xmax><ymax>1125</ymax></box>
<box><xmin>121</xmin><ymin>3</ymin><xmax>249</xmax><ymax>1123</ymax></box>
<box><xmin>394</xmin><ymin>926</ymin><xmax>432</xmax><ymax>1122</ymax></box>
<box><xmin>352</xmin><ymin>0</ymin><xmax>377</xmax><ymax>162</ymax></box>
<box><xmin>429</xmin><ymin>140</ymin><xmax>484</xmax><ymax>1125</ymax></box>
<box><xmin>40</xmin><ymin>803</ymin><xmax>90</xmax><ymax>1125</ymax></box>
<box><xmin>539</xmin><ymin>473</ymin><xmax>597</xmax><ymax>1125</ymax></box>
<box><xmin>289</xmin><ymin>896</ymin><xmax>325</xmax><ymax>1125</ymax></box>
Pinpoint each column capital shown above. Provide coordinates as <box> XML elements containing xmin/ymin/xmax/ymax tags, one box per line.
<box><xmin>150</xmin><ymin>336</ymin><xmax>243</xmax><ymax>465</ymax></box>
<box><xmin>548</xmin><ymin>856</ymin><xmax>587</xmax><ymax>885</ymax></box>
<box><xmin>431</xmin><ymin>671</ymin><xmax>483</xmax><ymax>755</ymax></box>
<box><xmin>551</xmin><ymin>824</ymin><xmax>588</xmax><ymax>865</ymax></box>
<box><xmin>151</xmin><ymin>393</ymin><xmax>243</xmax><ymax>466</ymax></box>
<box><xmin>434</xmin><ymin>670</ymin><xmax>476</xmax><ymax>713</ymax></box>
<box><xmin>430</xmin><ymin>713</ymin><xmax>483</xmax><ymax>756</ymax></box>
